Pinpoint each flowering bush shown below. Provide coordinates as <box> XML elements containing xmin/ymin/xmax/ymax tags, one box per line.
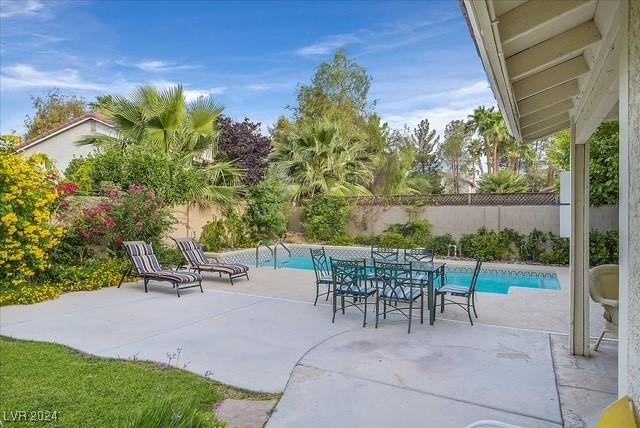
<box><xmin>0</xmin><ymin>152</ymin><xmax>64</xmax><ymax>287</ymax></box>
<box><xmin>0</xmin><ymin>259</ymin><xmax>127</xmax><ymax>306</ymax></box>
<box><xmin>70</xmin><ymin>184</ymin><xmax>175</xmax><ymax>254</ymax></box>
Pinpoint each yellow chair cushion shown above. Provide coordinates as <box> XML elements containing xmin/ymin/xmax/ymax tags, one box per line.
<box><xmin>597</xmin><ymin>396</ymin><xmax>638</xmax><ymax>428</ymax></box>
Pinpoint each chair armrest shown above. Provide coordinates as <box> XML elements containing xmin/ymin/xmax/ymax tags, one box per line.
<box><xmin>599</xmin><ymin>298</ymin><xmax>619</xmax><ymax>308</ymax></box>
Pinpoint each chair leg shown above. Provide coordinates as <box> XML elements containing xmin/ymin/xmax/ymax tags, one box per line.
<box><xmin>472</xmin><ymin>292</ymin><xmax>478</xmax><ymax>318</ymax></box>
<box><xmin>440</xmin><ymin>293</ymin><xmax>445</xmax><ymax>313</ymax></box>
<box><xmin>199</xmin><ymin>280</ymin><xmax>203</xmax><ymax>293</ymax></box>
<box><xmin>594</xmin><ymin>330</ymin><xmax>606</xmax><ymax>351</ymax></box>
<box><xmin>467</xmin><ymin>296</ymin><xmax>473</xmax><ymax>325</ymax></box>
<box><xmin>332</xmin><ymin>291</ymin><xmax>337</xmax><ymax>323</ymax></box>
<box><xmin>229</xmin><ymin>274</ymin><xmax>234</xmax><ymax>286</ymax></box>
<box><xmin>375</xmin><ymin>297</ymin><xmax>380</xmax><ymax>328</ymax></box>
<box><xmin>383</xmin><ymin>300</ymin><xmax>387</xmax><ymax>319</ymax></box>
<box><xmin>143</xmin><ymin>277</ymin><xmax>148</xmax><ymax>293</ymax></box>
<box><xmin>118</xmin><ymin>266</ymin><xmax>132</xmax><ymax>288</ymax></box>
<box><xmin>420</xmin><ymin>292</ymin><xmax>424</xmax><ymax>324</ymax></box>
<box><xmin>408</xmin><ymin>300</ymin><xmax>413</xmax><ymax>334</ymax></box>
<box><xmin>314</xmin><ymin>282</ymin><xmax>320</xmax><ymax>306</ymax></box>
<box><xmin>325</xmin><ymin>284</ymin><xmax>330</xmax><ymax>301</ymax></box>
<box><xmin>176</xmin><ymin>283</ymin><xmax>181</xmax><ymax>297</ymax></box>
<box><xmin>363</xmin><ymin>297</ymin><xmax>367</xmax><ymax>327</ymax></box>
<box><xmin>341</xmin><ymin>296</ymin><xmax>345</xmax><ymax>314</ymax></box>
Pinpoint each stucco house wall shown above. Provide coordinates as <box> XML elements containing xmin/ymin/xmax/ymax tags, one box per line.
<box><xmin>20</xmin><ymin>118</ymin><xmax>116</xmax><ymax>172</ymax></box>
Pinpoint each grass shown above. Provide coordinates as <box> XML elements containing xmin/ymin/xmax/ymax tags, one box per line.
<box><xmin>0</xmin><ymin>337</ymin><xmax>277</xmax><ymax>427</ymax></box>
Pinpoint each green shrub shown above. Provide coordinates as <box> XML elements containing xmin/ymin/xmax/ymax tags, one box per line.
<box><xmin>330</xmin><ymin>234</ymin><xmax>355</xmax><ymax>246</ymax></box>
<box><xmin>200</xmin><ymin>220</ymin><xmax>228</xmax><ymax>252</ymax></box>
<box><xmin>245</xmin><ymin>176</ymin><xmax>290</xmax><ymax>241</ymax></box>
<box><xmin>303</xmin><ymin>195</ymin><xmax>352</xmax><ymax>242</ymax></box>
<box><xmin>385</xmin><ymin>219</ymin><xmax>433</xmax><ymax>247</ymax></box>
<box><xmin>118</xmin><ymin>399</ymin><xmax>222</xmax><ymax>428</ymax></box>
<box><xmin>539</xmin><ymin>234</ymin><xmax>570</xmax><ymax>265</ymax></box>
<box><xmin>498</xmin><ymin>228</ymin><xmax>524</xmax><ymax>260</ymax></box>
<box><xmin>65</xmin><ymin>156</ymin><xmax>96</xmax><ymax>195</ymax></box>
<box><xmin>589</xmin><ymin>229</ymin><xmax>618</xmax><ymax>266</ymax></box>
<box><xmin>353</xmin><ymin>235</ymin><xmax>378</xmax><ymax>246</ymax></box>
<box><xmin>378</xmin><ymin>232</ymin><xmax>412</xmax><ymax>249</ymax></box>
<box><xmin>521</xmin><ymin>229</ymin><xmax>547</xmax><ymax>262</ymax></box>
<box><xmin>427</xmin><ymin>234</ymin><xmax>456</xmax><ymax>256</ymax></box>
<box><xmin>459</xmin><ymin>228</ymin><xmax>505</xmax><ymax>261</ymax></box>
<box><xmin>199</xmin><ymin>210</ymin><xmax>252</xmax><ymax>252</ymax></box>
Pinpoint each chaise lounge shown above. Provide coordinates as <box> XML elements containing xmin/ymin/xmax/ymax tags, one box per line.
<box><xmin>173</xmin><ymin>238</ymin><xmax>250</xmax><ymax>285</ymax></box>
<box><xmin>120</xmin><ymin>241</ymin><xmax>203</xmax><ymax>297</ymax></box>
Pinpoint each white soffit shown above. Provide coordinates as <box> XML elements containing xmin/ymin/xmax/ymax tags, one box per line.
<box><xmin>463</xmin><ymin>0</ymin><xmax>621</xmax><ymax>144</ymax></box>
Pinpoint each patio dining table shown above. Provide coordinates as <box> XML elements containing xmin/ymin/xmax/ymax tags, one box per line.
<box><xmin>350</xmin><ymin>258</ymin><xmax>447</xmax><ymax>325</ymax></box>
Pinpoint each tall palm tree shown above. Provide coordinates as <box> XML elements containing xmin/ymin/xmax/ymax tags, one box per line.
<box><xmin>467</xmin><ymin>106</ymin><xmax>512</xmax><ymax>174</ymax></box>
<box><xmin>478</xmin><ymin>170</ymin><xmax>530</xmax><ymax>193</ymax></box>
<box><xmin>270</xmin><ymin>121</ymin><xmax>373</xmax><ymax>201</ymax></box>
<box><xmin>80</xmin><ymin>85</ymin><xmax>242</xmax><ymax>205</ymax></box>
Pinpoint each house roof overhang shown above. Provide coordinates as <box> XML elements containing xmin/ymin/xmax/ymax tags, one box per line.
<box><xmin>461</xmin><ymin>0</ymin><xmax>621</xmax><ymax>144</ymax></box>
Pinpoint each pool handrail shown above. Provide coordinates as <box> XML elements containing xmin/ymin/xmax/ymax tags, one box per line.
<box><xmin>255</xmin><ymin>240</ymin><xmax>274</xmax><ymax>268</ymax></box>
<box><xmin>274</xmin><ymin>240</ymin><xmax>291</xmax><ymax>269</ymax></box>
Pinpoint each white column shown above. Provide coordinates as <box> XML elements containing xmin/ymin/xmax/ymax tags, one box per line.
<box><xmin>618</xmin><ymin>0</ymin><xmax>640</xmax><ymax>410</ymax></box>
<box><xmin>569</xmin><ymin>118</ymin><xmax>590</xmax><ymax>356</ymax></box>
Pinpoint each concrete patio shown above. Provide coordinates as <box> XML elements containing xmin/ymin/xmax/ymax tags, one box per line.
<box><xmin>0</xmin><ymin>266</ymin><xmax>617</xmax><ymax>427</ymax></box>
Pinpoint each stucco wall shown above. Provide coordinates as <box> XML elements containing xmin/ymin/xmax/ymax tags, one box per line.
<box><xmin>288</xmin><ymin>204</ymin><xmax>618</xmax><ymax>239</ymax></box>
<box><xmin>22</xmin><ymin>119</ymin><xmax>116</xmax><ymax>172</ymax></box>
<box><xmin>170</xmin><ymin>203</ymin><xmax>222</xmax><ymax>241</ymax></box>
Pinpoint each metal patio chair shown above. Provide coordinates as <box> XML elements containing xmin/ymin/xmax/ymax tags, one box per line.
<box><xmin>404</xmin><ymin>247</ymin><xmax>434</xmax><ymax>263</ymax></box>
<box><xmin>310</xmin><ymin>247</ymin><xmax>333</xmax><ymax>306</ymax></box>
<box><xmin>330</xmin><ymin>258</ymin><xmax>376</xmax><ymax>327</ymax></box>
<box><xmin>371</xmin><ymin>246</ymin><xmax>399</xmax><ymax>261</ymax></box>
<box><xmin>374</xmin><ymin>260</ymin><xmax>424</xmax><ymax>333</ymax></box>
<box><xmin>435</xmin><ymin>258</ymin><xmax>482</xmax><ymax>325</ymax></box>
<box><xmin>121</xmin><ymin>241</ymin><xmax>203</xmax><ymax>297</ymax></box>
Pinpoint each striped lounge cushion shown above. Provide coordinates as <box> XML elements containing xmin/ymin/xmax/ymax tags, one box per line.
<box><xmin>175</xmin><ymin>239</ymin><xmax>210</xmax><ymax>266</ymax></box>
<box><xmin>438</xmin><ymin>284</ymin><xmax>471</xmax><ymax>295</ymax></box>
<box><xmin>381</xmin><ymin>286</ymin><xmax>421</xmax><ymax>301</ymax></box>
<box><xmin>124</xmin><ymin>241</ymin><xmax>163</xmax><ymax>274</ymax></box>
<box><xmin>199</xmin><ymin>263</ymin><xmax>249</xmax><ymax>275</ymax></box>
<box><xmin>146</xmin><ymin>270</ymin><xmax>202</xmax><ymax>283</ymax></box>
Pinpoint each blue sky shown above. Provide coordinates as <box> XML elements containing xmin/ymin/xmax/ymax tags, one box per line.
<box><xmin>0</xmin><ymin>0</ymin><xmax>496</xmax><ymax>138</ymax></box>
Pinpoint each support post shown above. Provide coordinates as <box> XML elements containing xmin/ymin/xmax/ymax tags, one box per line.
<box><xmin>569</xmin><ymin>118</ymin><xmax>590</xmax><ymax>356</ymax></box>
<box><xmin>618</xmin><ymin>0</ymin><xmax>639</xmax><ymax>411</ymax></box>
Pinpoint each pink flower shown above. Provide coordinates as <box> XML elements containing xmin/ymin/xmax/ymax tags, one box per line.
<box><xmin>105</xmin><ymin>216</ymin><xmax>117</xmax><ymax>229</ymax></box>
<box><xmin>81</xmin><ymin>230</ymin><xmax>92</xmax><ymax>239</ymax></box>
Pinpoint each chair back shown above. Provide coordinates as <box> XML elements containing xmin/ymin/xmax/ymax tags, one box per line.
<box><xmin>310</xmin><ymin>248</ymin><xmax>330</xmax><ymax>281</ymax></box>
<box><xmin>374</xmin><ymin>260</ymin><xmax>415</xmax><ymax>299</ymax></box>
<box><xmin>330</xmin><ymin>258</ymin><xmax>367</xmax><ymax>294</ymax></box>
<box><xmin>123</xmin><ymin>241</ymin><xmax>162</xmax><ymax>274</ymax></box>
<box><xmin>596</xmin><ymin>395</ymin><xmax>638</xmax><ymax>428</ymax></box>
<box><xmin>589</xmin><ymin>264</ymin><xmax>619</xmax><ymax>302</ymax></box>
<box><xmin>404</xmin><ymin>248</ymin><xmax>434</xmax><ymax>263</ymax></box>
<box><xmin>173</xmin><ymin>238</ymin><xmax>210</xmax><ymax>266</ymax></box>
<box><xmin>469</xmin><ymin>258</ymin><xmax>483</xmax><ymax>293</ymax></box>
<box><xmin>371</xmin><ymin>246</ymin><xmax>399</xmax><ymax>261</ymax></box>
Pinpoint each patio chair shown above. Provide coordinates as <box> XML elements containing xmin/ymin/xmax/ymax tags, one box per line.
<box><xmin>310</xmin><ymin>247</ymin><xmax>332</xmax><ymax>306</ymax></box>
<box><xmin>173</xmin><ymin>238</ymin><xmax>249</xmax><ymax>285</ymax></box>
<box><xmin>330</xmin><ymin>258</ymin><xmax>376</xmax><ymax>327</ymax></box>
<box><xmin>435</xmin><ymin>258</ymin><xmax>482</xmax><ymax>325</ymax></box>
<box><xmin>121</xmin><ymin>241</ymin><xmax>202</xmax><ymax>297</ymax></box>
<box><xmin>404</xmin><ymin>248</ymin><xmax>434</xmax><ymax>263</ymax></box>
<box><xmin>589</xmin><ymin>264</ymin><xmax>619</xmax><ymax>351</ymax></box>
<box><xmin>371</xmin><ymin>246</ymin><xmax>399</xmax><ymax>261</ymax></box>
<box><xmin>374</xmin><ymin>260</ymin><xmax>423</xmax><ymax>333</ymax></box>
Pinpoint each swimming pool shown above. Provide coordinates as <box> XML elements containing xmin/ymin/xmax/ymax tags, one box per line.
<box><xmin>281</xmin><ymin>256</ymin><xmax>560</xmax><ymax>295</ymax></box>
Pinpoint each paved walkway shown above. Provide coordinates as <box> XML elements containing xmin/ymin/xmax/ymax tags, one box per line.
<box><xmin>0</xmin><ymin>267</ymin><xmax>617</xmax><ymax>427</ymax></box>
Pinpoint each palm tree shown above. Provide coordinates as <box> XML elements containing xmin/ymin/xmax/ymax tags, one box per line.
<box><xmin>477</xmin><ymin>170</ymin><xmax>530</xmax><ymax>193</ymax></box>
<box><xmin>467</xmin><ymin>106</ymin><xmax>512</xmax><ymax>173</ymax></box>
<box><xmin>270</xmin><ymin>121</ymin><xmax>373</xmax><ymax>201</ymax></box>
<box><xmin>80</xmin><ymin>85</ymin><xmax>242</xmax><ymax>205</ymax></box>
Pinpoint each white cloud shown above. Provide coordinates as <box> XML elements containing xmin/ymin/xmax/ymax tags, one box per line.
<box><xmin>0</xmin><ymin>64</ymin><xmax>107</xmax><ymax>91</ymax></box>
<box><xmin>246</xmin><ymin>84</ymin><xmax>273</xmax><ymax>91</ymax></box>
<box><xmin>0</xmin><ymin>0</ymin><xmax>44</xmax><ymax>19</ymax></box>
<box><xmin>296</xmin><ymin>34</ymin><xmax>361</xmax><ymax>56</ymax></box>
<box><xmin>130</xmin><ymin>60</ymin><xmax>198</xmax><ymax>72</ymax></box>
<box><xmin>149</xmin><ymin>80</ymin><xmax>227</xmax><ymax>101</ymax></box>
<box><xmin>380</xmin><ymin>81</ymin><xmax>496</xmax><ymax>136</ymax></box>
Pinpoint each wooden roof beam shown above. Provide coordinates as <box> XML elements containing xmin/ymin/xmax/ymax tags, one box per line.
<box><xmin>521</xmin><ymin>112</ymin><xmax>570</xmax><ymax>136</ymax></box>
<box><xmin>523</xmin><ymin>120</ymin><xmax>571</xmax><ymax>141</ymax></box>
<box><xmin>519</xmin><ymin>99</ymin><xmax>574</xmax><ymax>128</ymax></box>
<box><xmin>513</xmin><ymin>55</ymin><xmax>590</xmax><ymax>100</ymax></box>
<box><xmin>506</xmin><ymin>20</ymin><xmax>601</xmax><ymax>81</ymax></box>
<box><xmin>499</xmin><ymin>0</ymin><xmax>591</xmax><ymax>44</ymax></box>
<box><xmin>518</xmin><ymin>79</ymin><xmax>580</xmax><ymax>116</ymax></box>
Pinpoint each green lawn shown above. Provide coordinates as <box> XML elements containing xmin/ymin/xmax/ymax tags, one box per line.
<box><xmin>0</xmin><ymin>337</ymin><xmax>276</xmax><ymax>427</ymax></box>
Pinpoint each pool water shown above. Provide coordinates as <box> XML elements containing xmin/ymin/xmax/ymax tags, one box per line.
<box><xmin>281</xmin><ymin>256</ymin><xmax>560</xmax><ymax>295</ymax></box>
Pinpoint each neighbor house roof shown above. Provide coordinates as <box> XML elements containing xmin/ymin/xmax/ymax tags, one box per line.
<box><xmin>16</xmin><ymin>112</ymin><xmax>115</xmax><ymax>152</ymax></box>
